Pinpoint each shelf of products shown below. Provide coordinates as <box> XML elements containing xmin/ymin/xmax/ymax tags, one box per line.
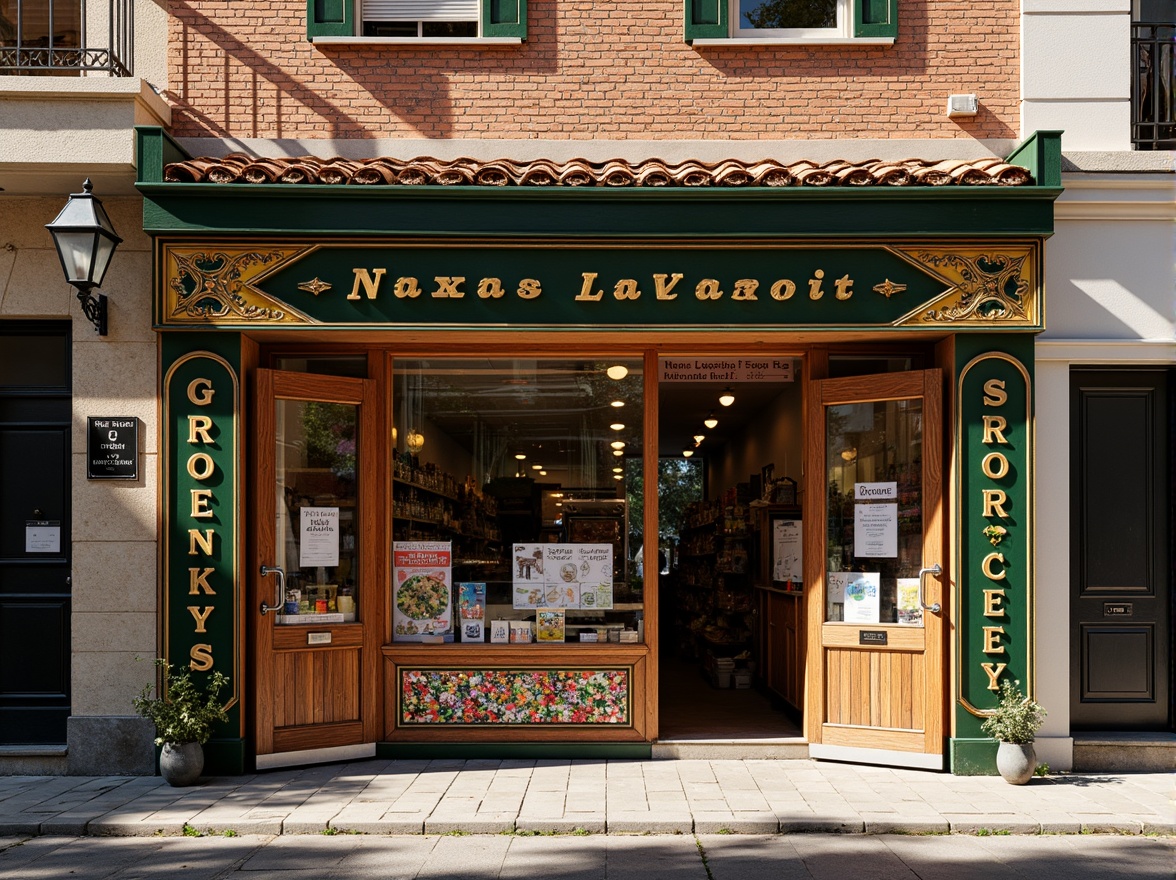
<box><xmin>674</xmin><ymin>498</ymin><xmax>757</xmax><ymax>679</ymax></box>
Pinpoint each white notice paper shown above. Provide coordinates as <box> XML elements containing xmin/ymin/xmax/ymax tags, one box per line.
<box><xmin>25</xmin><ymin>522</ymin><xmax>61</xmax><ymax>553</ymax></box>
<box><xmin>854</xmin><ymin>502</ymin><xmax>898</xmax><ymax>558</ymax></box>
<box><xmin>299</xmin><ymin>507</ymin><xmax>340</xmax><ymax>567</ymax></box>
<box><xmin>772</xmin><ymin>519</ymin><xmax>803</xmax><ymax>583</ymax></box>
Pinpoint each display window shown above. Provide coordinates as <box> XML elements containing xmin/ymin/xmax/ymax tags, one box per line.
<box><xmin>390</xmin><ymin>357</ymin><xmax>646</xmax><ymax>645</ymax></box>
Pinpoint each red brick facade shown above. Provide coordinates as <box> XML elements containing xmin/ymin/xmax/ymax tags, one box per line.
<box><xmin>166</xmin><ymin>0</ymin><xmax>1019</xmax><ymax>141</ymax></box>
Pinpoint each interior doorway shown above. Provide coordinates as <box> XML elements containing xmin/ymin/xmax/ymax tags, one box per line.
<box><xmin>655</xmin><ymin>356</ymin><xmax>804</xmax><ymax>742</ymax></box>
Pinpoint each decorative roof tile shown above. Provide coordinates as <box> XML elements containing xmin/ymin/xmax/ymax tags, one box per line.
<box><xmin>163</xmin><ymin>154</ymin><xmax>1034</xmax><ymax>187</ymax></box>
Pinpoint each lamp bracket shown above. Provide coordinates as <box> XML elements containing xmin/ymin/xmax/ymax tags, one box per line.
<box><xmin>77</xmin><ymin>290</ymin><xmax>108</xmax><ymax>336</ymax></box>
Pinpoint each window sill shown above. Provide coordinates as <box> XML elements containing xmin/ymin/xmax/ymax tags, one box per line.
<box><xmin>312</xmin><ymin>36</ymin><xmax>523</xmax><ymax>46</ymax></box>
<box><xmin>690</xmin><ymin>37</ymin><xmax>894</xmax><ymax>46</ymax></box>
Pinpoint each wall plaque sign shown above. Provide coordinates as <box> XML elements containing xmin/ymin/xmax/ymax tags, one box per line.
<box><xmin>859</xmin><ymin>630</ymin><xmax>889</xmax><ymax>646</ymax></box>
<box><xmin>86</xmin><ymin>417</ymin><xmax>139</xmax><ymax>479</ymax></box>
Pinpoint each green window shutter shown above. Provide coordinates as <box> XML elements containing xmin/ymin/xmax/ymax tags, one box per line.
<box><xmin>483</xmin><ymin>0</ymin><xmax>527</xmax><ymax>38</ymax></box>
<box><xmin>308</xmin><ymin>0</ymin><xmax>354</xmax><ymax>39</ymax></box>
<box><xmin>854</xmin><ymin>0</ymin><xmax>897</xmax><ymax>38</ymax></box>
<box><xmin>685</xmin><ymin>0</ymin><xmax>727</xmax><ymax>41</ymax></box>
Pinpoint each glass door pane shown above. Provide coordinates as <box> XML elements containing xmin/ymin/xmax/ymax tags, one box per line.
<box><xmin>824</xmin><ymin>397</ymin><xmax>924</xmax><ymax>625</ymax></box>
<box><xmin>274</xmin><ymin>399</ymin><xmax>359</xmax><ymax>623</ymax></box>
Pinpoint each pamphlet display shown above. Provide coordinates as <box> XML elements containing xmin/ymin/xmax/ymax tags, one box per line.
<box><xmin>511</xmin><ymin>543</ymin><xmax>613</xmax><ymax>610</ymax></box>
<box><xmin>393</xmin><ymin>541</ymin><xmax>453</xmax><ymax>641</ymax></box>
<box><xmin>457</xmin><ymin>582</ymin><xmax>486</xmax><ymax>642</ymax></box>
<box><xmin>771</xmin><ymin>519</ymin><xmax>803</xmax><ymax>584</ymax></box>
<box><xmin>896</xmin><ymin>578</ymin><xmax>923</xmax><ymax>626</ymax></box>
<box><xmin>827</xmin><ymin>571</ymin><xmax>881</xmax><ymax>624</ymax></box>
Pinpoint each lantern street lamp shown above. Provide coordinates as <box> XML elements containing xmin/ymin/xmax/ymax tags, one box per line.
<box><xmin>45</xmin><ymin>179</ymin><xmax>122</xmax><ymax>336</ymax></box>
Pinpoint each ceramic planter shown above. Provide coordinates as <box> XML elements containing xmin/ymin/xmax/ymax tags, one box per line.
<box><xmin>995</xmin><ymin>740</ymin><xmax>1036</xmax><ymax>785</ymax></box>
<box><xmin>159</xmin><ymin>741</ymin><xmax>204</xmax><ymax>787</ymax></box>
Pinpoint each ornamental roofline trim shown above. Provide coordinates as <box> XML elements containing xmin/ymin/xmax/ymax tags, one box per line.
<box><xmin>162</xmin><ymin>154</ymin><xmax>1035</xmax><ymax>188</ymax></box>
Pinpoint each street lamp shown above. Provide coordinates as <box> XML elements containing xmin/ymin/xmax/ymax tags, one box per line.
<box><xmin>45</xmin><ymin>179</ymin><xmax>122</xmax><ymax>336</ymax></box>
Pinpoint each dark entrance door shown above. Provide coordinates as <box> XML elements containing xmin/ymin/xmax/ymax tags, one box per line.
<box><xmin>0</xmin><ymin>322</ymin><xmax>72</xmax><ymax>744</ymax></box>
<box><xmin>1070</xmin><ymin>369</ymin><xmax>1172</xmax><ymax>730</ymax></box>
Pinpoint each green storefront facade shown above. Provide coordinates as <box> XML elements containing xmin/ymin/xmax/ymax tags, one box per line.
<box><xmin>138</xmin><ymin>127</ymin><xmax>1060</xmax><ymax>775</ymax></box>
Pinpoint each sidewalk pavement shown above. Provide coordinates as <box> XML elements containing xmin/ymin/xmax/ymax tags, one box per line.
<box><xmin>0</xmin><ymin>759</ymin><xmax>1172</xmax><ymax>838</ymax></box>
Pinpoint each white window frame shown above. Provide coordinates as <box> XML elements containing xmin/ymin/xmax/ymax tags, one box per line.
<box><xmin>731</xmin><ymin>0</ymin><xmax>852</xmax><ymax>39</ymax></box>
<box><xmin>360</xmin><ymin>0</ymin><xmax>481</xmax><ymax>39</ymax></box>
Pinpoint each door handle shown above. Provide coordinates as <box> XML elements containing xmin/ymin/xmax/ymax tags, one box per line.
<box><xmin>259</xmin><ymin>564</ymin><xmax>285</xmax><ymax>615</ymax></box>
<box><xmin>917</xmin><ymin>564</ymin><xmax>942</xmax><ymax>614</ymax></box>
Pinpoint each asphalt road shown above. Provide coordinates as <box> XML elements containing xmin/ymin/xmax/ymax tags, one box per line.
<box><xmin>2</xmin><ymin>832</ymin><xmax>1173</xmax><ymax>879</ymax></box>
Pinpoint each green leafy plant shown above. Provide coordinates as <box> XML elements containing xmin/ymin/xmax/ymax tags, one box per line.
<box><xmin>132</xmin><ymin>659</ymin><xmax>229</xmax><ymax>746</ymax></box>
<box><xmin>1034</xmin><ymin>763</ymin><xmax>1050</xmax><ymax>777</ymax></box>
<box><xmin>980</xmin><ymin>679</ymin><xmax>1046</xmax><ymax>744</ymax></box>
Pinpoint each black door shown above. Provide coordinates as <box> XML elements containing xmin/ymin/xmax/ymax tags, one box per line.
<box><xmin>1070</xmin><ymin>369</ymin><xmax>1172</xmax><ymax>730</ymax></box>
<box><xmin>0</xmin><ymin>322</ymin><xmax>72</xmax><ymax>744</ymax></box>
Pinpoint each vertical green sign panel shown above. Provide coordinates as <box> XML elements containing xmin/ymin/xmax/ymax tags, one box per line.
<box><xmin>162</xmin><ymin>336</ymin><xmax>243</xmax><ymax>774</ymax></box>
<box><xmin>951</xmin><ymin>336</ymin><xmax>1034</xmax><ymax>774</ymax></box>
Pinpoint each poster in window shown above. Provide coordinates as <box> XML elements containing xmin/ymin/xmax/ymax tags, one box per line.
<box><xmin>393</xmin><ymin>541</ymin><xmax>452</xmax><ymax>642</ymax></box>
<box><xmin>512</xmin><ymin>543</ymin><xmax>613</xmax><ymax>609</ymax></box>
<box><xmin>299</xmin><ymin>507</ymin><xmax>340</xmax><ymax>567</ymax></box>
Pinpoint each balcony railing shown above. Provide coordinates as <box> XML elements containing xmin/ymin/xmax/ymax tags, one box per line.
<box><xmin>0</xmin><ymin>0</ymin><xmax>133</xmax><ymax>76</ymax></box>
<box><xmin>1133</xmin><ymin>21</ymin><xmax>1175</xmax><ymax>150</ymax></box>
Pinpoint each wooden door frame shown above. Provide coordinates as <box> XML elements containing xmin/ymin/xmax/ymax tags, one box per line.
<box><xmin>251</xmin><ymin>368</ymin><xmax>384</xmax><ymax>760</ymax></box>
<box><xmin>803</xmin><ymin>368</ymin><xmax>947</xmax><ymax>768</ymax></box>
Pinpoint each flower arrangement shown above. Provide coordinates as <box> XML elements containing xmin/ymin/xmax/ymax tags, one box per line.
<box><xmin>132</xmin><ymin>659</ymin><xmax>229</xmax><ymax>746</ymax></box>
<box><xmin>401</xmin><ymin>669</ymin><xmax>628</xmax><ymax>725</ymax></box>
<box><xmin>980</xmin><ymin>679</ymin><xmax>1046</xmax><ymax>745</ymax></box>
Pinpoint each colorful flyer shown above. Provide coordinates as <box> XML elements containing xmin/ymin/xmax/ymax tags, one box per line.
<box><xmin>458</xmin><ymin>582</ymin><xmax>486</xmax><ymax>642</ymax></box>
<box><xmin>511</xmin><ymin>542</ymin><xmax>613</xmax><ymax>609</ymax></box>
<box><xmin>841</xmin><ymin>572</ymin><xmax>882</xmax><ymax>624</ymax></box>
<box><xmin>536</xmin><ymin>609</ymin><xmax>566</xmax><ymax>642</ymax></box>
<box><xmin>897</xmin><ymin>578</ymin><xmax>923</xmax><ymax>626</ymax></box>
<box><xmin>392</xmin><ymin>541</ymin><xmax>452</xmax><ymax>642</ymax></box>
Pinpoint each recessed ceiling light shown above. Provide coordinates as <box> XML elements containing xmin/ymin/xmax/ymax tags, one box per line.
<box><xmin>613</xmin><ymin>474</ymin><xmax>623</xmax><ymax>481</ymax></box>
<box><xmin>539</xmin><ymin>470</ymin><xmax>547</xmax><ymax>476</ymax></box>
<box><xmin>606</xmin><ymin>365</ymin><xmax>628</xmax><ymax>380</ymax></box>
<box><xmin>610</xmin><ymin>423</ymin><xmax>625</xmax><ymax>431</ymax></box>
<box><xmin>610</xmin><ymin>400</ymin><xmax>625</xmax><ymax>408</ymax></box>
<box><xmin>682</xmin><ymin>449</ymin><xmax>694</xmax><ymax>458</ymax></box>
<box><xmin>515</xmin><ymin>453</ymin><xmax>526</xmax><ymax>460</ymax></box>
<box><xmin>612</xmin><ymin>467</ymin><xmax>623</xmax><ymax>473</ymax></box>
<box><xmin>610</xmin><ymin>440</ymin><xmax>625</xmax><ymax>449</ymax></box>
<box><xmin>613</xmin><ymin>449</ymin><xmax>624</xmax><ymax>457</ymax></box>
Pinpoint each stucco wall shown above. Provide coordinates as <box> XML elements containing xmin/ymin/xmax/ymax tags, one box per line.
<box><xmin>0</xmin><ymin>196</ymin><xmax>159</xmax><ymax>748</ymax></box>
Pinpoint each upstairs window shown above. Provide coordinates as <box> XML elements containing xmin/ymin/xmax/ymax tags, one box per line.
<box><xmin>1132</xmin><ymin>0</ymin><xmax>1175</xmax><ymax>149</ymax></box>
<box><xmin>686</xmin><ymin>0</ymin><xmax>896</xmax><ymax>42</ymax></box>
<box><xmin>308</xmin><ymin>0</ymin><xmax>526</xmax><ymax>41</ymax></box>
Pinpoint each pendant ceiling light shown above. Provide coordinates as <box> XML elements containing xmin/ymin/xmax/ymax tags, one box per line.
<box><xmin>704</xmin><ymin>412</ymin><xmax>718</xmax><ymax>429</ymax></box>
<box><xmin>719</xmin><ymin>388</ymin><xmax>735</xmax><ymax>407</ymax></box>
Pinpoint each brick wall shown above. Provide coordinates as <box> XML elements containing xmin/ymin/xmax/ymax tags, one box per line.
<box><xmin>166</xmin><ymin>0</ymin><xmax>1019</xmax><ymax>141</ymax></box>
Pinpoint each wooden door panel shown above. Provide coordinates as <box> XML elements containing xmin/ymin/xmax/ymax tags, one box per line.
<box><xmin>272</xmin><ymin>649</ymin><xmax>361</xmax><ymax>728</ymax></box>
<box><xmin>806</xmin><ymin>369</ymin><xmax>945</xmax><ymax>767</ymax></box>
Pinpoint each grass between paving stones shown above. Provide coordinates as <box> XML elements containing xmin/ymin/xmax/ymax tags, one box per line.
<box><xmin>180</xmin><ymin>824</ymin><xmax>238</xmax><ymax>838</ymax></box>
<box><xmin>694</xmin><ymin>837</ymin><xmax>715</xmax><ymax>880</ymax></box>
<box><xmin>975</xmin><ymin>828</ymin><xmax>1012</xmax><ymax>836</ymax></box>
<box><xmin>321</xmin><ymin>827</ymin><xmax>363</xmax><ymax>836</ymax></box>
<box><xmin>503</xmin><ymin>828</ymin><xmax>593</xmax><ymax>837</ymax></box>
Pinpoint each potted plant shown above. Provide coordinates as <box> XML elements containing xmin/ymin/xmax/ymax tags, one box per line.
<box><xmin>980</xmin><ymin>678</ymin><xmax>1046</xmax><ymax>784</ymax></box>
<box><xmin>133</xmin><ymin>659</ymin><xmax>229</xmax><ymax>787</ymax></box>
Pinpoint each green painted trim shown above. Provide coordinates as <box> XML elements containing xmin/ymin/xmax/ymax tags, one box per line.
<box><xmin>854</xmin><ymin>0</ymin><xmax>897</xmax><ymax>38</ymax></box>
<box><xmin>949</xmin><ymin>738</ymin><xmax>999</xmax><ymax>776</ymax></box>
<box><xmin>307</xmin><ymin>0</ymin><xmax>354</xmax><ymax>39</ymax></box>
<box><xmin>135</xmin><ymin>127</ymin><xmax>190</xmax><ymax>185</ymax></box>
<box><xmin>139</xmin><ymin>184</ymin><xmax>1060</xmax><ymax>239</ymax></box>
<box><xmin>1005</xmin><ymin>131</ymin><xmax>1064</xmax><ymax>189</ymax></box>
<box><xmin>376</xmin><ymin>742</ymin><xmax>652</xmax><ymax>760</ymax></box>
<box><xmin>685</xmin><ymin>0</ymin><xmax>727</xmax><ymax>41</ymax></box>
<box><xmin>482</xmin><ymin>0</ymin><xmax>526</xmax><ymax>38</ymax></box>
<box><xmin>202</xmin><ymin>738</ymin><xmax>248</xmax><ymax>776</ymax></box>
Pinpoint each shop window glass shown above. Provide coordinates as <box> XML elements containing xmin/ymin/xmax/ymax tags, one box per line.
<box><xmin>273</xmin><ymin>399</ymin><xmax>360</xmax><ymax>623</ymax></box>
<box><xmin>392</xmin><ymin>358</ymin><xmax>644</xmax><ymax>645</ymax></box>
<box><xmin>828</xmin><ymin>355</ymin><xmax>917</xmax><ymax>378</ymax></box>
<box><xmin>825</xmin><ymin>398</ymin><xmax>924</xmax><ymax>624</ymax></box>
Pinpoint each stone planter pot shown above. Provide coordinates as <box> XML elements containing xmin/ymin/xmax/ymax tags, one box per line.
<box><xmin>995</xmin><ymin>741</ymin><xmax>1036</xmax><ymax>785</ymax></box>
<box><xmin>159</xmin><ymin>741</ymin><xmax>204</xmax><ymax>787</ymax></box>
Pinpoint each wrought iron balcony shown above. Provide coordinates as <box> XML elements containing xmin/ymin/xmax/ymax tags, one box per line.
<box><xmin>0</xmin><ymin>0</ymin><xmax>133</xmax><ymax>76</ymax></box>
<box><xmin>1132</xmin><ymin>20</ymin><xmax>1175</xmax><ymax>150</ymax></box>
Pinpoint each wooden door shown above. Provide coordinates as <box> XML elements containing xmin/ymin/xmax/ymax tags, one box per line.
<box><xmin>252</xmin><ymin>369</ymin><xmax>382</xmax><ymax>768</ymax></box>
<box><xmin>804</xmin><ymin>370</ymin><xmax>946</xmax><ymax>769</ymax></box>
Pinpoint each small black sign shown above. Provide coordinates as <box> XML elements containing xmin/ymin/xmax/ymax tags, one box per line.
<box><xmin>859</xmin><ymin>630</ymin><xmax>888</xmax><ymax>646</ymax></box>
<box><xmin>1103</xmin><ymin>602</ymin><xmax>1133</xmax><ymax>617</ymax></box>
<box><xmin>87</xmin><ymin>417</ymin><xmax>139</xmax><ymax>480</ymax></box>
